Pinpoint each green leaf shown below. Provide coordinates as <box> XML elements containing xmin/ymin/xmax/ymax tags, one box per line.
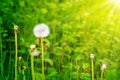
<box><xmin>46</xmin><ymin>67</ymin><xmax>57</xmax><ymax>78</ymax></box>
<box><xmin>45</xmin><ymin>58</ymin><xmax>53</xmax><ymax>66</ymax></box>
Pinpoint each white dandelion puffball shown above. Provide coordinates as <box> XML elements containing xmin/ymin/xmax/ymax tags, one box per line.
<box><xmin>90</xmin><ymin>54</ymin><xmax>95</xmax><ymax>60</ymax></box>
<box><xmin>33</xmin><ymin>23</ymin><xmax>50</xmax><ymax>38</ymax></box>
<box><xmin>30</xmin><ymin>44</ymin><xmax>36</xmax><ymax>49</ymax></box>
<box><xmin>101</xmin><ymin>63</ymin><xmax>107</xmax><ymax>71</ymax></box>
<box><xmin>31</xmin><ymin>49</ymin><xmax>40</xmax><ymax>56</ymax></box>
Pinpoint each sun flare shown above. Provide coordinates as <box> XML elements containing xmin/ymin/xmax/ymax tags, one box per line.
<box><xmin>115</xmin><ymin>0</ymin><xmax>120</xmax><ymax>6</ymax></box>
<box><xmin>110</xmin><ymin>0</ymin><xmax>120</xmax><ymax>6</ymax></box>
<box><xmin>116</xmin><ymin>0</ymin><xmax>120</xmax><ymax>3</ymax></box>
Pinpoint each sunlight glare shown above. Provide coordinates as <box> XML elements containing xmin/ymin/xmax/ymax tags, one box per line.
<box><xmin>110</xmin><ymin>0</ymin><xmax>120</xmax><ymax>5</ymax></box>
<box><xmin>109</xmin><ymin>0</ymin><xmax>120</xmax><ymax>15</ymax></box>
<box><xmin>116</xmin><ymin>0</ymin><xmax>120</xmax><ymax>3</ymax></box>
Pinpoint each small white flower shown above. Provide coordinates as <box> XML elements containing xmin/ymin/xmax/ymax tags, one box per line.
<box><xmin>30</xmin><ymin>45</ymin><xmax>36</xmax><ymax>49</ymax></box>
<box><xmin>101</xmin><ymin>63</ymin><xmax>107</xmax><ymax>71</ymax></box>
<box><xmin>33</xmin><ymin>23</ymin><xmax>50</xmax><ymax>38</ymax></box>
<box><xmin>90</xmin><ymin>54</ymin><xmax>95</xmax><ymax>60</ymax></box>
<box><xmin>31</xmin><ymin>49</ymin><xmax>40</xmax><ymax>56</ymax></box>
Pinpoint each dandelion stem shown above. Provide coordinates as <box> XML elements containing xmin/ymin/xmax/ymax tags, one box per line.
<box><xmin>91</xmin><ymin>60</ymin><xmax>94</xmax><ymax>80</ymax></box>
<box><xmin>101</xmin><ymin>70</ymin><xmax>104</xmax><ymax>80</ymax></box>
<box><xmin>22</xmin><ymin>69</ymin><xmax>26</xmax><ymax>80</ymax></box>
<box><xmin>31</xmin><ymin>55</ymin><xmax>35</xmax><ymax>80</ymax></box>
<box><xmin>15</xmin><ymin>30</ymin><xmax>18</xmax><ymax>80</ymax></box>
<box><xmin>41</xmin><ymin>38</ymin><xmax>44</xmax><ymax>80</ymax></box>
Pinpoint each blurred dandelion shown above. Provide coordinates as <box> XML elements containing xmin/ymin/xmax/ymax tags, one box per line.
<box><xmin>101</xmin><ymin>63</ymin><xmax>107</xmax><ymax>71</ymax></box>
<box><xmin>101</xmin><ymin>63</ymin><xmax>107</xmax><ymax>80</ymax></box>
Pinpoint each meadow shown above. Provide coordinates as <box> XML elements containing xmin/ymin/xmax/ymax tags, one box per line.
<box><xmin>0</xmin><ymin>0</ymin><xmax>120</xmax><ymax>80</ymax></box>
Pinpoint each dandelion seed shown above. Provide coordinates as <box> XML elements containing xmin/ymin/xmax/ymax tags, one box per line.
<box><xmin>33</xmin><ymin>23</ymin><xmax>50</xmax><ymax>38</ymax></box>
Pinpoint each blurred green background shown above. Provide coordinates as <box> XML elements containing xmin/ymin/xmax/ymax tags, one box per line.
<box><xmin>0</xmin><ymin>0</ymin><xmax>120</xmax><ymax>80</ymax></box>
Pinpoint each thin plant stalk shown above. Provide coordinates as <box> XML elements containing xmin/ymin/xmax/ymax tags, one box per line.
<box><xmin>41</xmin><ymin>38</ymin><xmax>44</xmax><ymax>80</ymax></box>
<box><xmin>15</xmin><ymin>29</ymin><xmax>18</xmax><ymax>80</ymax></box>
<box><xmin>0</xmin><ymin>29</ymin><xmax>3</xmax><ymax>78</ymax></box>
<box><xmin>31</xmin><ymin>55</ymin><xmax>35</xmax><ymax>80</ymax></box>
<box><xmin>60</xmin><ymin>47</ymin><xmax>64</xmax><ymax>72</ymax></box>
<box><xmin>22</xmin><ymin>69</ymin><xmax>26</xmax><ymax>80</ymax></box>
<box><xmin>100</xmin><ymin>70</ymin><xmax>104</xmax><ymax>80</ymax></box>
<box><xmin>76</xmin><ymin>60</ymin><xmax>79</xmax><ymax>74</ymax></box>
<box><xmin>91</xmin><ymin>60</ymin><xmax>94</xmax><ymax>80</ymax></box>
<box><xmin>70</xmin><ymin>59</ymin><xmax>73</xmax><ymax>80</ymax></box>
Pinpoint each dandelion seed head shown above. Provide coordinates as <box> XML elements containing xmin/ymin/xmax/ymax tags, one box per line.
<box><xmin>31</xmin><ymin>49</ymin><xmax>40</xmax><ymax>56</ymax></box>
<box><xmin>33</xmin><ymin>23</ymin><xmax>50</xmax><ymax>38</ymax></box>
<box><xmin>90</xmin><ymin>54</ymin><xmax>95</xmax><ymax>60</ymax></box>
<box><xmin>101</xmin><ymin>63</ymin><xmax>107</xmax><ymax>71</ymax></box>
